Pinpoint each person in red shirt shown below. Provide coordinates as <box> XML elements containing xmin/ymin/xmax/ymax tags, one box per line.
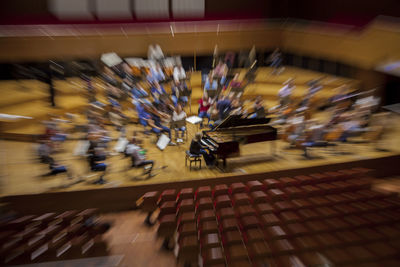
<box><xmin>198</xmin><ymin>93</ymin><xmax>211</xmax><ymax>127</ymax></box>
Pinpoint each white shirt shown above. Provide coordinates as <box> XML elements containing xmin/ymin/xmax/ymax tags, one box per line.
<box><xmin>173</xmin><ymin>66</ymin><xmax>186</xmax><ymax>81</ymax></box>
<box><xmin>172</xmin><ymin>111</ymin><xmax>187</xmax><ymax>121</ymax></box>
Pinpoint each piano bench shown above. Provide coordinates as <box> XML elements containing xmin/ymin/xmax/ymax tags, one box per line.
<box><xmin>185</xmin><ymin>151</ymin><xmax>202</xmax><ymax>171</ymax></box>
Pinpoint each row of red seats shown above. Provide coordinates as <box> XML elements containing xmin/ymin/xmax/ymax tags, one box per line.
<box><xmin>136</xmin><ymin>168</ymin><xmax>400</xmax><ymax>266</ymax></box>
<box><xmin>0</xmin><ymin>208</ymin><xmax>110</xmax><ymax>265</ymax></box>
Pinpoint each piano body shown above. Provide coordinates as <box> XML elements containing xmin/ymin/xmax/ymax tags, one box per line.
<box><xmin>201</xmin><ymin>115</ymin><xmax>277</xmax><ymax>168</ymax></box>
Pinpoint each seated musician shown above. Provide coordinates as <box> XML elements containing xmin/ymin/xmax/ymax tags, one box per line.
<box><xmin>136</xmin><ymin>102</ymin><xmax>151</xmax><ymax>128</ymax></box>
<box><xmin>204</xmin><ymin>72</ymin><xmax>218</xmax><ymax>91</ymax></box>
<box><xmin>230</xmin><ymin>98</ymin><xmax>244</xmax><ymax>116</ymax></box>
<box><xmin>126</xmin><ymin>137</ymin><xmax>154</xmax><ymax>171</ymax></box>
<box><xmin>190</xmin><ymin>132</ymin><xmax>216</xmax><ymax>167</ymax></box>
<box><xmin>150</xmin><ymin>82</ymin><xmax>167</xmax><ymax>103</ymax></box>
<box><xmin>88</xmin><ymin>146</ymin><xmax>108</xmax><ymax>184</ymax></box>
<box><xmin>229</xmin><ymin>73</ymin><xmax>242</xmax><ymax>89</ymax></box>
<box><xmin>131</xmin><ymin>83</ymin><xmax>148</xmax><ymax>99</ymax></box>
<box><xmin>171</xmin><ymin>80</ymin><xmax>189</xmax><ymax>107</ymax></box>
<box><xmin>102</xmin><ymin>66</ymin><xmax>118</xmax><ymax>87</ymax></box>
<box><xmin>217</xmin><ymin>95</ymin><xmax>233</xmax><ymax>120</ymax></box>
<box><xmin>148</xmin><ymin>108</ymin><xmax>173</xmax><ymax>143</ymax></box>
<box><xmin>172</xmin><ymin>104</ymin><xmax>187</xmax><ymax>143</ymax></box>
<box><xmin>249</xmin><ymin>98</ymin><xmax>266</xmax><ymax>119</ymax></box>
<box><xmin>213</xmin><ymin>60</ymin><xmax>228</xmax><ymax>85</ymax></box>
<box><xmin>173</xmin><ymin>64</ymin><xmax>186</xmax><ymax>83</ymax></box>
<box><xmin>198</xmin><ymin>93</ymin><xmax>211</xmax><ymax>127</ymax></box>
<box><xmin>150</xmin><ymin>63</ymin><xmax>166</xmax><ymax>83</ymax></box>
<box><xmin>278</xmin><ymin>78</ymin><xmax>295</xmax><ymax>107</ymax></box>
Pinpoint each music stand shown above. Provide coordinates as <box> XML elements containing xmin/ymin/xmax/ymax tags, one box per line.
<box><xmin>170</xmin><ymin>119</ymin><xmax>186</xmax><ymax>129</ymax></box>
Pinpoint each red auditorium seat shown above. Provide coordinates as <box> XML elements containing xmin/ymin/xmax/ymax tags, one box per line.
<box><xmin>214</xmin><ymin>194</ymin><xmax>232</xmax><ymax>210</ymax></box>
<box><xmin>232</xmin><ymin>193</ymin><xmax>251</xmax><ymax>206</ymax></box>
<box><xmin>196</xmin><ymin>186</ymin><xmax>212</xmax><ymax>199</ymax></box>
<box><xmin>213</xmin><ymin>184</ymin><xmax>229</xmax><ymax>197</ymax></box>
<box><xmin>263</xmin><ymin>178</ymin><xmax>281</xmax><ymax>189</ymax></box>
<box><xmin>158</xmin><ymin>189</ymin><xmax>177</xmax><ymax>204</ymax></box>
<box><xmin>246</xmin><ymin>180</ymin><xmax>263</xmax><ymax>192</ymax></box>
<box><xmin>230</xmin><ymin>182</ymin><xmax>247</xmax><ymax>194</ymax></box>
<box><xmin>196</xmin><ymin>197</ymin><xmax>213</xmax><ymax>212</ymax></box>
<box><xmin>222</xmin><ymin>229</ymin><xmax>243</xmax><ymax>246</ymax></box>
<box><xmin>177</xmin><ymin>188</ymin><xmax>194</xmax><ymax>201</ymax></box>
<box><xmin>134</xmin><ymin>168</ymin><xmax>400</xmax><ymax>267</ymax></box>
<box><xmin>217</xmin><ymin>207</ymin><xmax>236</xmax><ymax>220</ymax></box>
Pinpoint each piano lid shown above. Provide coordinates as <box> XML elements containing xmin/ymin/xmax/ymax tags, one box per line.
<box><xmin>213</xmin><ymin>115</ymin><xmax>271</xmax><ymax>131</ymax></box>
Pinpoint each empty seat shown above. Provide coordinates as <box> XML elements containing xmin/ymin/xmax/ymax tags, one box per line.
<box><xmin>214</xmin><ymin>195</ymin><xmax>232</xmax><ymax>210</ymax></box>
<box><xmin>226</xmin><ymin>243</ymin><xmax>249</xmax><ymax>262</ymax></box>
<box><xmin>230</xmin><ymin>182</ymin><xmax>247</xmax><ymax>194</ymax></box>
<box><xmin>263</xmin><ymin>179</ymin><xmax>280</xmax><ymax>189</ymax></box>
<box><xmin>271</xmin><ymin>239</ymin><xmax>296</xmax><ymax>255</ymax></box>
<box><xmin>196</xmin><ymin>186</ymin><xmax>212</xmax><ymax>199</ymax></box>
<box><xmin>232</xmin><ymin>193</ymin><xmax>251</xmax><ymax>206</ymax></box>
<box><xmin>222</xmin><ymin>229</ymin><xmax>243</xmax><ymax>246</ymax></box>
<box><xmin>250</xmin><ymin>191</ymin><xmax>268</xmax><ymax>203</ymax></box>
<box><xmin>220</xmin><ymin>218</ymin><xmax>239</xmax><ymax>232</ymax></box>
<box><xmin>217</xmin><ymin>207</ymin><xmax>235</xmax><ymax>221</ymax></box>
<box><xmin>243</xmin><ymin>228</ymin><xmax>265</xmax><ymax>243</ymax></box>
<box><xmin>199</xmin><ymin>220</ymin><xmax>219</xmax><ymax>235</ymax></box>
<box><xmin>177</xmin><ymin>188</ymin><xmax>194</xmax><ymax>201</ymax></box>
<box><xmin>264</xmin><ymin>226</ymin><xmax>288</xmax><ymax>240</ymax></box>
<box><xmin>293</xmin><ymin>175</ymin><xmax>313</xmax><ymax>185</ymax></box>
<box><xmin>266</xmin><ymin>189</ymin><xmax>286</xmax><ymax>201</ymax></box>
<box><xmin>196</xmin><ymin>197</ymin><xmax>213</xmax><ymax>212</ymax></box>
<box><xmin>201</xmin><ymin>246</ymin><xmax>226</xmax><ymax>266</ymax></box>
<box><xmin>158</xmin><ymin>189</ymin><xmax>177</xmax><ymax>204</ymax></box>
<box><xmin>157</xmin><ymin>214</ymin><xmax>176</xmax><ymax>237</ymax></box>
<box><xmin>201</xmin><ymin>233</ymin><xmax>221</xmax><ymax>249</ymax></box>
<box><xmin>213</xmin><ymin>184</ymin><xmax>229</xmax><ymax>197</ymax></box>
<box><xmin>240</xmin><ymin>215</ymin><xmax>260</xmax><ymax>230</ymax></box>
<box><xmin>198</xmin><ymin>210</ymin><xmax>215</xmax><ymax>223</ymax></box>
<box><xmin>159</xmin><ymin>201</ymin><xmax>176</xmax><ymax>218</ymax></box>
<box><xmin>279</xmin><ymin>177</ymin><xmax>298</xmax><ymax>187</ymax></box>
<box><xmin>237</xmin><ymin>205</ymin><xmax>257</xmax><ymax>217</ymax></box>
<box><xmin>177</xmin><ymin>199</ymin><xmax>195</xmax><ymax>215</ymax></box>
<box><xmin>246</xmin><ymin>180</ymin><xmax>263</xmax><ymax>192</ymax></box>
<box><xmin>255</xmin><ymin>203</ymin><xmax>275</xmax><ymax>214</ymax></box>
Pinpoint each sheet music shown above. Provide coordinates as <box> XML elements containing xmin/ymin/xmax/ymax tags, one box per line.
<box><xmin>186</xmin><ymin>116</ymin><xmax>203</xmax><ymax>125</ymax></box>
<box><xmin>156</xmin><ymin>134</ymin><xmax>170</xmax><ymax>151</ymax></box>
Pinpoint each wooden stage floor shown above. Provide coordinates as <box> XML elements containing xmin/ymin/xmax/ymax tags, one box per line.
<box><xmin>1</xmin><ymin>118</ymin><xmax>400</xmax><ymax>197</ymax></box>
<box><xmin>0</xmin><ymin>66</ymin><xmax>399</xmax><ymax>198</ymax></box>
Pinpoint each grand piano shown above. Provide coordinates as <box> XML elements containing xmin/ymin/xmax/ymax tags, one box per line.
<box><xmin>201</xmin><ymin>115</ymin><xmax>277</xmax><ymax>168</ymax></box>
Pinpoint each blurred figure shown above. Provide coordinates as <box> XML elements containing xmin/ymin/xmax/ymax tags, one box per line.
<box><xmin>148</xmin><ymin>44</ymin><xmax>164</xmax><ymax>62</ymax></box>
<box><xmin>278</xmin><ymin>78</ymin><xmax>295</xmax><ymax>107</ymax></box>
<box><xmin>190</xmin><ymin>132</ymin><xmax>215</xmax><ymax>167</ymax></box>
<box><xmin>173</xmin><ymin>64</ymin><xmax>186</xmax><ymax>83</ymax></box>
<box><xmin>268</xmin><ymin>48</ymin><xmax>283</xmax><ymax>75</ymax></box>
<box><xmin>172</xmin><ymin>104</ymin><xmax>187</xmax><ymax>143</ymax></box>
<box><xmin>249</xmin><ymin>97</ymin><xmax>266</xmax><ymax>119</ymax></box>
<box><xmin>198</xmin><ymin>93</ymin><xmax>211</xmax><ymax>127</ymax></box>
<box><xmin>126</xmin><ymin>137</ymin><xmax>154</xmax><ymax>171</ymax></box>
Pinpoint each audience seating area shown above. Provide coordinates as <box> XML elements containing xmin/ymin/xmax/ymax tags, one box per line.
<box><xmin>0</xmin><ymin>208</ymin><xmax>110</xmax><ymax>265</ymax></box>
<box><xmin>136</xmin><ymin>168</ymin><xmax>400</xmax><ymax>266</ymax></box>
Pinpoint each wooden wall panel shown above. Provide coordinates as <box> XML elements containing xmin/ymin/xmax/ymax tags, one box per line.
<box><xmin>0</xmin><ymin>29</ymin><xmax>281</xmax><ymax>62</ymax></box>
<box><xmin>0</xmin><ymin>19</ymin><xmax>399</xmax><ymax>71</ymax></box>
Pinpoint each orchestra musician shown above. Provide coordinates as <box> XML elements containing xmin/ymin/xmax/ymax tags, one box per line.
<box><xmin>198</xmin><ymin>93</ymin><xmax>211</xmax><ymax>127</ymax></box>
<box><xmin>278</xmin><ymin>78</ymin><xmax>295</xmax><ymax>107</ymax></box>
<box><xmin>172</xmin><ymin>104</ymin><xmax>187</xmax><ymax>143</ymax></box>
